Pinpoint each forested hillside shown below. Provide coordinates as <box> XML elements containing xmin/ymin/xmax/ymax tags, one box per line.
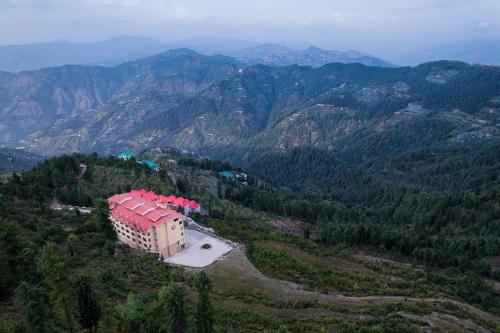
<box><xmin>1</xmin><ymin>154</ymin><xmax>500</xmax><ymax>332</ymax></box>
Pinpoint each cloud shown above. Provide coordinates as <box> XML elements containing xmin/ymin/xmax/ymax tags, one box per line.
<box><xmin>469</xmin><ymin>20</ymin><xmax>491</xmax><ymax>29</ymax></box>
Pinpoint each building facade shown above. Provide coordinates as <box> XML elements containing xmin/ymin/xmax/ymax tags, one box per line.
<box><xmin>108</xmin><ymin>191</ymin><xmax>187</xmax><ymax>258</ymax></box>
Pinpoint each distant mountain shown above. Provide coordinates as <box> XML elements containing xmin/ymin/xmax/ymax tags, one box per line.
<box><xmin>0</xmin><ymin>147</ymin><xmax>43</xmax><ymax>173</ymax></box>
<box><xmin>0</xmin><ymin>36</ymin><xmax>393</xmax><ymax>72</ymax></box>
<box><xmin>227</xmin><ymin>43</ymin><xmax>394</xmax><ymax>67</ymax></box>
<box><xmin>399</xmin><ymin>39</ymin><xmax>500</xmax><ymax>66</ymax></box>
<box><xmin>0</xmin><ymin>36</ymin><xmax>167</xmax><ymax>72</ymax></box>
<box><xmin>164</xmin><ymin>36</ymin><xmax>262</xmax><ymax>55</ymax></box>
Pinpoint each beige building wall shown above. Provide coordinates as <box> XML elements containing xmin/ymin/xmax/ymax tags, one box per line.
<box><xmin>110</xmin><ymin>215</ymin><xmax>186</xmax><ymax>258</ymax></box>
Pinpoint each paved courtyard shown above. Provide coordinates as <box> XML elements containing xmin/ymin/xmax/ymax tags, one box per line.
<box><xmin>164</xmin><ymin>229</ymin><xmax>233</xmax><ymax>268</ymax></box>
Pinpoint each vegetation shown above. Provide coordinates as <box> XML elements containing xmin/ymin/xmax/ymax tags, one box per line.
<box><xmin>0</xmin><ymin>153</ymin><xmax>499</xmax><ymax>332</ymax></box>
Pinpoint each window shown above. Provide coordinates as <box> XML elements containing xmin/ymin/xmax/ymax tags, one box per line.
<box><xmin>179</xmin><ymin>220</ymin><xmax>182</xmax><ymax>225</ymax></box>
<box><xmin>171</xmin><ymin>225</ymin><xmax>176</xmax><ymax>230</ymax></box>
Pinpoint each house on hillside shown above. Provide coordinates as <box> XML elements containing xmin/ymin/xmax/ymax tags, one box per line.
<box><xmin>117</xmin><ymin>151</ymin><xmax>134</xmax><ymax>160</ymax></box>
<box><xmin>138</xmin><ymin>159</ymin><xmax>159</xmax><ymax>172</ymax></box>
<box><xmin>108</xmin><ymin>191</ymin><xmax>186</xmax><ymax>258</ymax></box>
<box><xmin>218</xmin><ymin>170</ymin><xmax>248</xmax><ymax>184</ymax></box>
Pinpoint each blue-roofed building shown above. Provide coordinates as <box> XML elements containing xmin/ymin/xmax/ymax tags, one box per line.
<box><xmin>117</xmin><ymin>151</ymin><xmax>134</xmax><ymax>160</ymax></box>
<box><xmin>139</xmin><ymin>159</ymin><xmax>159</xmax><ymax>171</ymax></box>
<box><xmin>218</xmin><ymin>170</ymin><xmax>236</xmax><ymax>179</ymax></box>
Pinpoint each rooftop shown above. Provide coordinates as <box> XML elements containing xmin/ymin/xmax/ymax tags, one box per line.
<box><xmin>139</xmin><ymin>159</ymin><xmax>158</xmax><ymax>169</ymax></box>
<box><xmin>108</xmin><ymin>191</ymin><xmax>183</xmax><ymax>232</ymax></box>
<box><xmin>118</xmin><ymin>151</ymin><xmax>134</xmax><ymax>158</ymax></box>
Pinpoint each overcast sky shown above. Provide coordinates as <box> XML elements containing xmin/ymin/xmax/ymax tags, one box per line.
<box><xmin>0</xmin><ymin>0</ymin><xmax>499</xmax><ymax>58</ymax></box>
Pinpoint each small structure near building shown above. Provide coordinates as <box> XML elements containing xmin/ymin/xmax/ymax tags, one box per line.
<box><xmin>108</xmin><ymin>191</ymin><xmax>187</xmax><ymax>258</ymax></box>
<box><xmin>50</xmin><ymin>198</ymin><xmax>93</xmax><ymax>214</ymax></box>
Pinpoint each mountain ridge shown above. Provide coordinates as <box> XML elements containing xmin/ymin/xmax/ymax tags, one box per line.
<box><xmin>0</xmin><ymin>36</ymin><xmax>392</xmax><ymax>72</ymax></box>
<box><xmin>0</xmin><ymin>50</ymin><xmax>498</xmax><ymax>166</ymax></box>
<box><xmin>227</xmin><ymin>43</ymin><xmax>394</xmax><ymax>67</ymax></box>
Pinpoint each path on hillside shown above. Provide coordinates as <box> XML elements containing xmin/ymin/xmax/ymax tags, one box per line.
<box><xmin>205</xmin><ymin>249</ymin><xmax>500</xmax><ymax>329</ymax></box>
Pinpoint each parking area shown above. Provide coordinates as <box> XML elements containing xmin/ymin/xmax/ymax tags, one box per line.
<box><xmin>164</xmin><ymin>229</ymin><xmax>233</xmax><ymax>268</ymax></box>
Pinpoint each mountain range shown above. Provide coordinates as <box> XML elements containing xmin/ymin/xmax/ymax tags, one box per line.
<box><xmin>0</xmin><ymin>36</ymin><xmax>391</xmax><ymax>72</ymax></box>
<box><xmin>0</xmin><ymin>49</ymin><xmax>498</xmax><ymax>165</ymax></box>
<box><xmin>226</xmin><ymin>43</ymin><xmax>393</xmax><ymax>67</ymax></box>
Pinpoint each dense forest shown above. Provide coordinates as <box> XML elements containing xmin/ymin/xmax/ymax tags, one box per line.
<box><xmin>178</xmin><ymin>142</ymin><xmax>500</xmax><ymax>278</ymax></box>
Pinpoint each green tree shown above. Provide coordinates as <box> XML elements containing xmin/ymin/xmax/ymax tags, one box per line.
<box><xmin>303</xmin><ymin>224</ymin><xmax>311</xmax><ymax>240</ymax></box>
<box><xmin>93</xmin><ymin>200</ymin><xmax>116</xmax><ymax>241</ymax></box>
<box><xmin>195</xmin><ymin>272</ymin><xmax>214</xmax><ymax>333</ymax></box>
<box><xmin>37</xmin><ymin>242</ymin><xmax>75</xmax><ymax>333</ymax></box>
<box><xmin>278</xmin><ymin>325</ymin><xmax>289</xmax><ymax>333</ymax></box>
<box><xmin>116</xmin><ymin>293</ymin><xmax>146</xmax><ymax>333</ymax></box>
<box><xmin>14</xmin><ymin>281</ymin><xmax>53</xmax><ymax>333</ymax></box>
<box><xmin>158</xmin><ymin>284</ymin><xmax>187</xmax><ymax>333</ymax></box>
<box><xmin>66</xmin><ymin>233</ymin><xmax>79</xmax><ymax>256</ymax></box>
<box><xmin>77</xmin><ymin>277</ymin><xmax>100</xmax><ymax>333</ymax></box>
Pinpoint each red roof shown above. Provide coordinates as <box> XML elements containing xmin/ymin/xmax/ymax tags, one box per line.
<box><xmin>108</xmin><ymin>191</ymin><xmax>182</xmax><ymax>233</ymax></box>
<box><xmin>189</xmin><ymin>200</ymin><xmax>200</xmax><ymax>209</ymax></box>
<box><xmin>172</xmin><ymin>197</ymin><xmax>186</xmax><ymax>207</ymax></box>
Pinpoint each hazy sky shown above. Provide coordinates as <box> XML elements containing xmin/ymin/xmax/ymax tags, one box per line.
<box><xmin>1</xmin><ymin>0</ymin><xmax>499</xmax><ymax>58</ymax></box>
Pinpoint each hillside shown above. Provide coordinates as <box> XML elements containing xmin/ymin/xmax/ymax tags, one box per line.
<box><xmin>1</xmin><ymin>154</ymin><xmax>499</xmax><ymax>332</ymax></box>
<box><xmin>0</xmin><ymin>49</ymin><xmax>239</xmax><ymax>152</ymax></box>
<box><xmin>0</xmin><ymin>52</ymin><xmax>498</xmax><ymax>159</ymax></box>
<box><xmin>0</xmin><ymin>147</ymin><xmax>42</xmax><ymax>174</ymax></box>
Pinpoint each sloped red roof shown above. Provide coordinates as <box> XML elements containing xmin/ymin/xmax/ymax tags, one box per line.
<box><xmin>172</xmin><ymin>197</ymin><xmax>186</xmax><ymax>207</ymax></box>
<box><xmin>189</xmin><ymin>200</ymin><xmax>200</xmax><ymax>209</ymax></box>
<box><xmin>108</xmin><ymin>191</ymin><xmax>182</xmax><ymax>232</ymax></box>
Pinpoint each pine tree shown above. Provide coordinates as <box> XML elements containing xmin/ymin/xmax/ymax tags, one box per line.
<box><xmin>37</xmin><ymin>242</ymin><xmax>75</xmax><ymax>333</ymax></box>
<box><xmin>67</xmin><ymin>233</ymin><xmax>79</xmax><ymax>256</ymax></box>
<box><xmin>15</xmin><ymin>281</ymin><xmax>54</xmax><ymax>333</ymax></box>
<box><xmin>195</xmin><ymin>272</ymin><xmax>214</xmax><ymax>333</ymax></box>
<box><xmin>77</xmin><ymin>276</ymin><xmax>100</xmax><ymax>333</ymax></box>
<box><xmin>158</xmin><ymin>284</ymin><xmax>187</xmax><ymax>333</ymax></box>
